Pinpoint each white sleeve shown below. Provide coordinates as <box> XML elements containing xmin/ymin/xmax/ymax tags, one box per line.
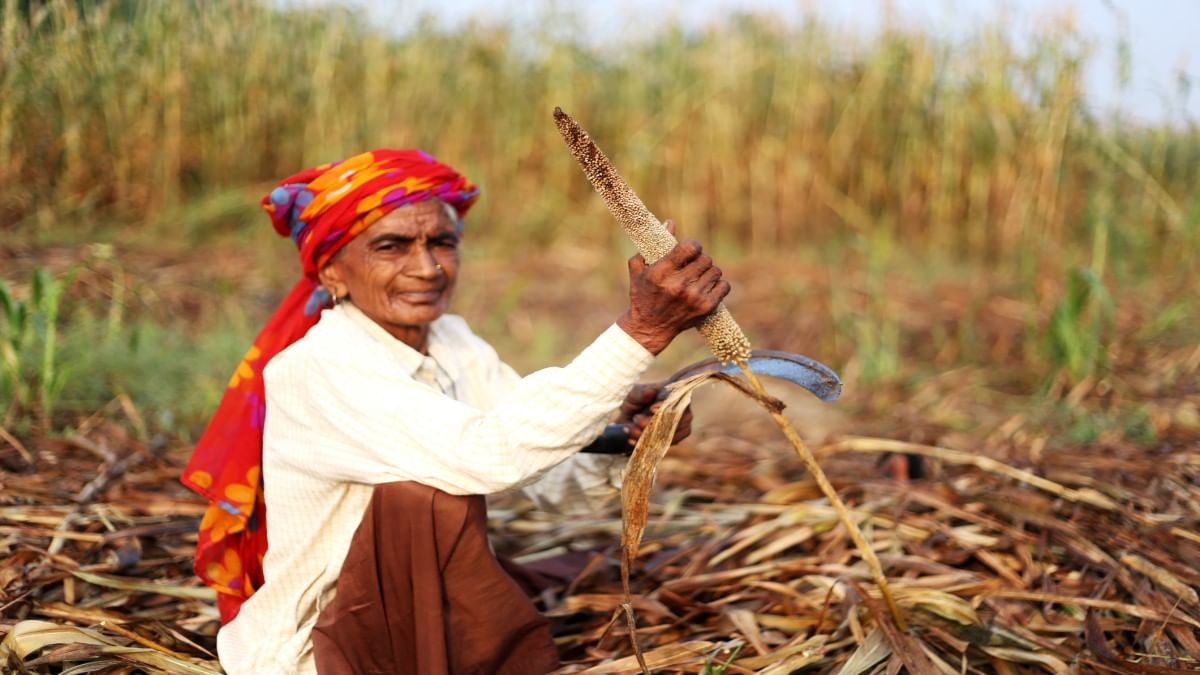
<box><xmin>485</xmin><ymin>345</ymin><xmax>630</xmax><ymax>515</ymax></box>
<box><xmin>265</xmin><ymin>324</ymin><xmax>652</xmax><ymax>496</ymax></box>
<box><xmin>521</xmin><ymin>453</ymin><xmax>628</xmax><ymax>515</ymax></box>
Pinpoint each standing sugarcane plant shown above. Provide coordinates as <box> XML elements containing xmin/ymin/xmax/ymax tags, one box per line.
<box><xmin>554</xmin><ymin>108</ymin><xmax>917</xmax><ymax>673</ymax></box>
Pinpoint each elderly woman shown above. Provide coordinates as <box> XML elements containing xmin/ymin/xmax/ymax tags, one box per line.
<box><xmin>181</xmin><ymin>149</ymin><xmax>729</xmax><ymax>674</ymax></box>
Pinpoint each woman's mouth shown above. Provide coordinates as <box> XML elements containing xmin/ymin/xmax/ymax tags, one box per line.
<box><xmin>394</xmin><ymin>289</ymin><xmax>443</xmax><ymax>304</ymax></box>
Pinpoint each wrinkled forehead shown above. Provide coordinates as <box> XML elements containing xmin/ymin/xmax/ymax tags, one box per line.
<box><xmin>364</xmin><ymin>199</ymin><xmax>461</xmax><ymax>239</ymax></box>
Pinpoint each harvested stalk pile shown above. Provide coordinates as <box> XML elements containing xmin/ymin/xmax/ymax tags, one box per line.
<box><xmin>0</xmin><ymin>423</ymin><xmax>221</xmax><ymax>673</ymax></box>
<box><xmin>0</xmin><ymin>362</ymin><xmax>1197</xmax><ymax>672</ymax></box>
<box><xmin>497</xmin><ymin>431</ymin><xmax>1200</xmax><ymax>673</ymax></box>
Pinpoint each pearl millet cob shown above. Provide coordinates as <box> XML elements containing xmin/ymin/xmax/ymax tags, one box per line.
<box><xmin>552</xmin><ymin>107</ymin><xmax>751</xmax><ymax>364</ymax></box>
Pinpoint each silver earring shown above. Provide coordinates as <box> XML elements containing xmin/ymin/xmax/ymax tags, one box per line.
<box><xmin>435</xmin><ymin>263</ymin><xmax>443</xmax><ymax>271</ymax></box>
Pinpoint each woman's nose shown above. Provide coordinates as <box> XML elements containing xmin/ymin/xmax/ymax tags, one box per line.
<box><xmin>407</xmin><ymin>244</ymin><xmax>441</xmax><ymax>278</ymax></box>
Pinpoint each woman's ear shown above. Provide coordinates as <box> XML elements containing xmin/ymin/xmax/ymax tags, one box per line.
<box><xmin>317</xmin><ymin>262</ymin><xmax>347</xmax><ymax>300</ymax></box>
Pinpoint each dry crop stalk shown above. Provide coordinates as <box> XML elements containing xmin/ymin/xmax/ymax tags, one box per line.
<box><xmin>553</xmin><ymin>107</ymin><xmax>908</xmax><ymax>634</ymax></box>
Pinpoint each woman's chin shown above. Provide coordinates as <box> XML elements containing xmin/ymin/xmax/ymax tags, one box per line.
<box><xmin>382</xmin><ymin>302</ymin><xmax>446</xmax><ymax>327</ymax></box>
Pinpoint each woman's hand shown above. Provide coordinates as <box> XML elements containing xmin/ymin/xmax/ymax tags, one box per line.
<box><xmin>616</xmin><ymin>383</ymin><xmax>693</xmax><ymax>448</ymax></box>
<box><xmin>617</xmin><ymin>220</ymin><xmax>731</xmax><ymax>355</ymax></box>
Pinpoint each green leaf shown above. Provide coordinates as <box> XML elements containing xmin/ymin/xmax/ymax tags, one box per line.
<box><xmin>31</xmin><ymin>267</ymin><xmax>49</xmax><ymax>308</ymax></box>
<box><xmin>0</xmin><ymin>279</ymin><xmax>15</xmax><ymax>328</ymax></box>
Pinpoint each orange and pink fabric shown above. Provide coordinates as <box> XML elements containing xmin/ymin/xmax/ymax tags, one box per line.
<box><xmin>180</xmin><ymin>149</ymin><xmax>479</xmax><ymax>623</ymax></box>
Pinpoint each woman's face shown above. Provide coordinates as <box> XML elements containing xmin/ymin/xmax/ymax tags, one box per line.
<box><xmin>319</xmin><ymin>200</ymin><xmax>461</xmax><ymax>334</ymax></box>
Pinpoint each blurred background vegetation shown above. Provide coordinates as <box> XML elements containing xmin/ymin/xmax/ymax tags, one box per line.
<box><xmin>1</xmin><ymin>0</ymin><xmax>1196</xmax><ymax>450</ymax></box>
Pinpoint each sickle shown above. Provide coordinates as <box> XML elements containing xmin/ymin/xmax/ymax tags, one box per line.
<box><xmin>663</xmin><ymin>349</ymin><xmax>842</xmax><ymax>401</ymax></box>
<box><xmin>583</xmin><ymin>350</ymin><xmax>842</xmax><ymax>454</ymax></box>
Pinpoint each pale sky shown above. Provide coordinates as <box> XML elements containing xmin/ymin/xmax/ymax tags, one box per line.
<box><xmin>301</xmin><ymin>0</ymin><xmax>1198</xmax><ymax>123</ymax></box>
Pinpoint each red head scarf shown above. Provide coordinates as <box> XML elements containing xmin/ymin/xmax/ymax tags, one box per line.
<box><xmin>181</xmin><ymin>149</ymin><xmax>479</xmax><ymax>623</ymax></box>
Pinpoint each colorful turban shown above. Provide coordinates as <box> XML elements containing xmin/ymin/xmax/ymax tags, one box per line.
<box><xmin>180</xmin><ymin>149</ymin><xmax>479</xmax><ymax>623</ymax></box>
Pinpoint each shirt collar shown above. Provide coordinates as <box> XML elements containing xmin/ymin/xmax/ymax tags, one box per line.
<box><xmin>334</xmin><ymin>302</ymin><xmax>460</xmax><ymax>384</ymax></box>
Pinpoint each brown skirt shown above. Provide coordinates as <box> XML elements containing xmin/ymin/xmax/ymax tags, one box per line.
<box><xmin>310</xmin><ymin>482</ymin><xmax>559</xmax><ymax>675</ymax></box>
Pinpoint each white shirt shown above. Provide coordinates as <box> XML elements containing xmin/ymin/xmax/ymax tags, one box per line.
<box><xmin>217</xmin><ymin>303</ymin><xmax>654</xmax><ymax>674</ymax></box>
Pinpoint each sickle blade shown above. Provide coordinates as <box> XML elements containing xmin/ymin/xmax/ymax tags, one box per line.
<box><xmin>585</xmin><ymin>350</ymin><xmax>842</xmax><ymax>454</ymax></box>
<box><xmin>667</xmin><ymin>349</ymin><xmax>843</xmax><ymax>402</ymax></box>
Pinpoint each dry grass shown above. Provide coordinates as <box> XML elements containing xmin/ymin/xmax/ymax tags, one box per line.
<box><xmin>3</xmin><ymin>397</ymin><xmax>1195</xmax><ymax>672</ymax></box>
<box><xmin>0</xmin><ymin>425</ymin><xmax>218</xmax><ymax>672</ymax></box>
<box><xmin>501</xmin><ymin>401</ymin><xmax>1200</xmax><ymax>672</ymax></box>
